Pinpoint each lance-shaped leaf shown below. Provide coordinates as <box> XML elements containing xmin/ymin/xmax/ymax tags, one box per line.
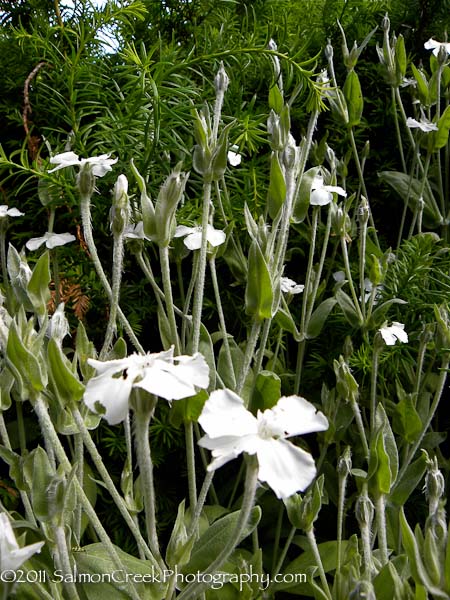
<box><xmin>245</xmin><ymin>240</ymin><xmax>273</xmax><ymax>320</ymax></box>
<box><xmin>368</xmin><ymin>404</ymin><xmax>398</xmax><ymax>496</ymax></box>
<box><xmin>395</xmin><ymin>34</ymin><xmax>407</xmax><ymax>81</ymax></box>
<box><xmin>430</xmin><ymin>104</ymin><xmax>450</xmax><ymax>151</ymax></box>
<box><xmin>27</xmin><ymin>251</ymin><xmax>51</xmax><ymax>318</ymax></box>
<box><xmin>411</xmin><ymin>64</ymin><xmax>430</xmax><ymax>106</ymax></box>
<box><xmin>267</xmin><ymin>152</ymin><xmax>286</xmax><ymax>219</ymax></box>
<box><xmin>6</xmin><ymin>321</ymin><xmax>47</xmax><ymax>393</ymax></box>
<box><xmin>343</xmin><ymin>69</ymin><xmax>363</xmax><ymax>127</ymax></box>
<box><xmin>48</xmin><ymin>338</ymin><xmax>85</xmax><ymax>407</ymax></box>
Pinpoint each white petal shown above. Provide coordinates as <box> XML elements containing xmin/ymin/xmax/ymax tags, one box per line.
<box><xmin>136</xmin><ymin>353</ymin><xmax>209</xmax><ymax>400</ymax></box>
<box><xmin>198</xmin><ymin>389</ymin><xmax>258</xmax><ymax>439</ymax></box>
<box><xmin>206</xmin><ymin>225</ymin><xmax>226</xmax><ymax>247</ymax></box>
<box><xmin>391</xmin><ymin>321</ymin><xmax>408</xmax><ymax>343</ymax></box>
<box><xmin>310</xmin><ymin>188</ymin><xmax>332</xmax><ymax>206</ymax></box>
<box><xmin>280</xmin><ymin>277</ymin><xmax>304</xmax><ymax>294</ymax></box>
<box><xmin>48</xmin><ymin>151</ymin><xmax>80</xmax><ymax>172</ymax></box>
<box><xmin>227</xmin><ymin>151</ymin><xmax>242</xmax><ymax>166</ymax></box>
<box><xmin>0</xmin><ymin>514</ymin><xmax>45</xmax><ymax>571</ymax></box>
<box><xmin>25</xmin><ymin>236</ymin><xmax>47</xmax><ymax>251</ymax></box>
<box><xmin>379</xmin><ymin>322</ymin><xmax>408</xmax><ymax>345</ymax></box>
<box><xmin>46</xmin><ymin>233</ymin><xmax>76</xmax><ymax>249</ymax></box>
<box><xmin>311</xmin><ymin>175</ymin><xmax>325</xmax><ymax>190</ymax></box>
<box><xmin>184</xmin><ymin>231</ymin><xmax>203</xmax><ymax>250</ymax></box>
<box><xmin>199</xmin><ymin>433</ymin><xmax>259</xmax><ymax>470</ymax></box>
<box><xmin>406</xmin><ymin>117</ymin><xmax>438</xmax><ymax>132</ymax></box>
<box><xmin>174</xmin><ymin>225</ymin><xmax>195</xmax><ymax>238</ymax></box>
<box><xmin>323</xmin><ymin>184</ymin><xmax>347</xmax><ymax>197</ymax></box>
<box><xmin>266</xmin><ymin>395</ymin><xmax>328</xmax><ymax>437</ymax></box>
<box><xmin>256</xmin><ymin>438</ymin><xmax>317</xmax><ymax>498</ymax></box>
<box><xmin>87</xmin><ymin>356</ymin><xmax>133</xmax><ymax>377</ymax></box>
<box><xmin>84</xmin><ymin>373</ymin><xmax>132</xmax><ymax>425</ymax></box>
<box><xmin>6</xmin><ymin>207</ymin><xmax>24</xmax><ymax>217</ymax></box>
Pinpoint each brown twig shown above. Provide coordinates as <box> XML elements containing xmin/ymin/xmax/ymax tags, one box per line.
<box><xmin>22</xmin><ymin>61</ymin><xmax>50</xmax><ymax>160</ymax></box>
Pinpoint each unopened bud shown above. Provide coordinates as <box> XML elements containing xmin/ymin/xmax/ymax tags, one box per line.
<box><xmin>325</xmin><ymin>40</ymin><xmax>334</xmax><ymax>62</ymax></box>
<box><xmin>381</xmin><ymin>13</ymin><xmax>390</xmax><ymax>33</ymax></box>
<box><xmin>47</xmin><ymin>303</ymin><xmax>70</xmax><ymax>345</ymax></box>
<box><xmin>355</xmin><ymin>486</ymin><xmax>374</xmax><ymax>528</ymax></box>
<box><xmin>110</xmin><ymin>174</ymin><xmax>130</xmax><ymax>236</ymax></box>
<box><xmin>337</xmin><ymin>447</ymin><xmax>352</xmax><ymax>478</ymax></box>
<box><xmin>77</xmin><ymin>164</ymin><xmax>96</xmax><ymax>198</ymax></box>
<box><xmin>214</xmin><ymin>62</ymin><xmax>229</xmax><ymax>94</ymax></box>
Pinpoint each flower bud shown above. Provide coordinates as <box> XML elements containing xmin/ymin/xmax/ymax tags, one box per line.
<box><xmin>46</xmin><ymin>303</ymin><xmax>70</xmax><ymax>345</ymax></box>
<box><xmin>110</xmin><ymin>174</ymin><xmax>130</xmax><ymax>236</ymax></box>
<box><xmin>77</xmin><ymin>163</ymin><xmax>96</xmax><ymax>198</ymax></box>
<box><xmin>337</xmin><ymin>446</ymin><xmax>352</xmax><ymax>478</ymax></box>
<box><xmin>325</xmin><ymin>39</ymin><xmax>334</xmax><ymax>62</ymax></box>
<box><xmin>214</xmin><ymin>62</ymin><xmax>229</xmax><ymax>95</ymax></box>
<box><xmin>355</xmin><ymin>485</ymin><xmax>374</xmax><ymax>529</ymax></box>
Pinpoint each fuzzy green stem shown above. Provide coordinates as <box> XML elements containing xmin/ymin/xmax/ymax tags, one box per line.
<box><xmin>185</xmin><ymin>421</ymin><xmax>197</xmax><ymax>509</ymax></box>
<box><xmin>32</xmin><ymin>394</ymin><xmax>142</xmax><ymax>600</ymax></box>
<box><xmin>348</xmin><ymin>128</ymin><xmax>379</xmax><ymax>249</ymax></box>
<box><xmin>100</xmin><ymin>231</ymin><xmax>124</xmax><ymax>359</ymax></box>
<box><xmin>341</xmin><ymin>234</ymin><xmax>364</xmax><ymax>324</ymax></box>
<box><xmin>160</xmin><ymin>245</ymin><xmax>181</xmax><ymax>354</ymax></box>
<box><xmin>54</xmin><ymin>525</ymin><xmax>80</xmax><ymax>600</ymax></box>
<box><xmin>133</xmin><ymin>407</ymin><xmax>162</xmax><ymax>565</ymax></box>
<box><xmin>73</xmin><ymin>433</ymin><xmax>83</xmax><ymax>544</ymax></box>
<box><xmin>209</xmin><ymin>257</ymin><xmax>235</xmax><ymax>387</ymax></box>
<box><xmin>305</xmin><ymin>527</ymin><xmax>332</xmax><ymax>600</ymax></box>
<box><xmin>370</xmin><ymin>346</ymin><xmax>381</xmax><ymax>433</ymax></box>
<box><xmin>187</xmin><ymin>470</ymin><xmax>215</xmax><ymax>539</ymax></box>
<box><xmin>391</xmin><ymin>86</ymin><xmax>407</xmax><ymax>172</ymax></box>
<box><xmin>71</xmin><ymin>407</ymin><xmax>159</xmax><ymax>567</ymax></box>
<box><xmin>272</xmin><ymin>525</ymin><xmax>296</xmax><ymax>578</ymax></box>
<box><xmin>177</xmin><ymin>456</ymin><xmax>259</xmax><ymax>600</ymax></box>
<box><xmin>375</xmin><ymin>494</ymin><xmax>389</xmax><ymax>565</ymax></box>
<box><xmin>191</xmin><ymin>181</ymin><xmax>212</xmax><ymax>353</ymax></box>
<box><xmin>350</xmin><ymin>398</ymin><xmax>370</xmax><ymax>461</ymax></box>
<box><xmin>79</xmin><ymin>195</ymin><xmax>143</xmax><ymax>353</ymax></box>
<box><xmin>236</xmin><ymin>320</ymin><xmax>262</xmax><ymax>396</ymax></box>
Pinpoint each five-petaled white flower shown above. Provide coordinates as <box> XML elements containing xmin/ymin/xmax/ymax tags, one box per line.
<box><xmin>84</xmin><ymin>347</ymin><xmax>209</xmax><ymax>425</ymax></box>
<box><xmin>0</xmin><ymin>205</ymin><xmax>24</xmax><ymax>219</ymax></box>
<box><xmin>379</xmin><ymin>322</ymin><xmax>408</xmax><ymax>346</ymax></box>
<box><xmin>26</xmin><ymin>232</ymin><xmax>75</xmax><ymax>251</ymax></box>
<box><xmin>424</xmin><ymin>38</ymin><xmax>450</xmax><ymax>57</ymax></box>
<box><xmin>124</xmin><ymin>221</ymin><xmax>149</xmax><ymax>240</ymax></box>
<box><xmin>406</xmin><ymin>117</ymin><xmax>438</xmax><ymax>132</ymax></box>
<box><xmin>0</xmin><ymin>513</ymin><xmax>44</xmax><ymax>572</ymax></box>
<box><xmin>280</xmin><ymin>277</ymin><xmax>304</xmax><ymax>294</ymax></box>
<box><xmin>48</xmin><ymin>151</ymin><xmax>117</xmax><ymax>177</ymax></box>
<box><xmin>310</xmin><ymin>174</ymin><xmax>347</xmax><ymax>206</ymax></box>
<box><xmin>174</xmin><ymin>224</ymin><xmax>226</xmax><ymax>251</ymax></box>
<box><xmin>198</xmin><ymin>389</ymin><xmax>328</xmax><ymax>499</ymax></box>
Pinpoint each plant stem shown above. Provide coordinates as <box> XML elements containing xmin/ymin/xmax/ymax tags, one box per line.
<box><xmin>305</xmin><ymin>527</ymin><xmax>332</xmax><ymax>600</ymax></box>
<box><xmin>100</xmin><ymin>230</ymin><xmax>124</xmax><ymax>359</ymax></box>
<box><xmin>133</xmin><ymin>405</ymin><xmax>163</xmax><ymax>566</ymax></box>
<box><xmin>71</xmin><ymin>407</ymin><xmax>159</xmax><ymax>568</ymax></box>
<box><xmin>54</xmin><ymin>525</ymin><xmax>80</xmax><ymax>600</ymax></box>
<box><xmin>177</xmin><ymin>456</ymin><xmax>259</xmax><ymax>600</ymax></box>
<box><xmin>32</xmin><ymin>394</ymin><xmax>143</xmax><ymax>600</ymax></box>
<box><xmin>79</xmin><ymin>195</ymin><xmax>143</xmax><ymax>353</ymax></box>
<box><xmin>236</xmin><ymin>320</ymin><xmax>262</xmax><ymax>396</ymax></box>
<box><xmin>160</xmin><ymin>245</ymin><xmax>181</xmax><ymax>354</ymax></box>
<box><xmin>375</xmin><ymin>494</ymin><xmax>388</xmax><ymax>565</ymax></box>
<box><xmin>185</xmin><ymin>421</ymin><xmax>197</xmax><ymax>510</ymax></box>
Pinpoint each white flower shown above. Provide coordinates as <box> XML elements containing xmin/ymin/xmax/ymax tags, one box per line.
<box><xmin>424</xmin><ymin>38</ymin><xmax>450</xmax><ymax>57</ymax></box>
<box><xmin>26</xmin><ymin>232</ymin><xmax>75</xmax><ymax>251</ymax></box>
<box><xmin>0</xmin><ymin>513</ymin><xmax>44</xmax><ymax>572</ymax></box>
<box><xmin>84</xmin><ymin>347</ymin><xmax>209</xmax><ymax>425</ymax></box>
<box><xmin>379</xmin><ymin>322</ymin><xmax>408</xmax><ymax>345</ymax></box>
<box><xmin>227</xmin><ymin>146</ymin><xmax>242</xmax><ymax>166</ymax></box>
<box><xmin>0</xmin><ymin>205</ymin><xmax>24</xmax><ymax>219</ymax></box>
<box><xmin>48</xmin><ymin>151</ymin><xmax>117</xmax><ymax>177</ymax></box>
<box><xmin>174</xmin><ymin>224</ymin><xmax>226</xmax><ymax>251</ymax></box>
<box><xmin>124</xmin><ymin>221</ymin><xmax>148</xmax><ymax>240</ymax></box>
<box><xmin>280</xmin><ymin>277</ymin><xmax>304</xmax><ymax>294</ymax></box>
<box><xmin>310</xmin><ymin>174</ymin><xmax>346</xmax><ymax>206</ymax></box>
<box><xmin>198</xmin><ymin>389</ymin><xmax>328</xmax><ymax>499</ymax></box>
<box><xmin>406</xmin><ymin>117</ymin><xmax>438</xmax><ymax>132</ymax></box>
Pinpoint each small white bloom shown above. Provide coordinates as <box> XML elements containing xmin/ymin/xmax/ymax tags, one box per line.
<box><xmin>310</xmin><ymin>174</ymin><xmax>346</xmax><ymax>206</ymax></box>
<box><xmin>0</xmin><ymin>205</ymin><xmax>24</xmax><ymax>219</ymax></box>
<box><xmin>379</xmin><ymin>322</ymin><xmax>408</xmax><ymax>345</ymax></box>
<box><xmin>198</xmin><ymin>389</ymin><xmax>328</xmax><ymax>499</ymax></box>
<box><xmin>333</xmin><ymin>270</ymin><xmax>346</xmax><ymax>283</ymax></box>
<box><xmin>174</xmin><ymin>224</ymin><xmax>226</xmax><ymax>251</ymax></box>
<box><xmin>406</xmin><ymin>117</ymin><xmax>438</xmax><ymax>132</ymax></box>
<box><xmin>124</xmin><ymin>221</ymin><xmax>148</xmax><ymax>240</ymax></box>
<box><xmin>84</xmin><ymin>347</ymin><xmax>209</xmax><ymax>425</ymax></box>
<box><xmin>48</xmin><ymin>151</ymin><xmax>117</xmax><ymax>177</ymax></box>
<box><xmin>227</xmin><ymin>146</ymin><xmax>242</xmax><ymax>167</ymax></box>
<box><xmin>280</xmin><ymin>277</ymin><xmax>304</xmax><ymax>294</ymax></box>
<box><xmin>26</xmin><ymin>232</ymin><xmax>75</xmax><ymax>251</ymax></box>
<box><xmin>424</xmin><ymin>38</ymin><xmax>450</xmax><ymax>57</ymax></box>
<box><xmin>0</xmin><ymin>513</ymin><xmax>44</xmax><ymax>572</ymax></box>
